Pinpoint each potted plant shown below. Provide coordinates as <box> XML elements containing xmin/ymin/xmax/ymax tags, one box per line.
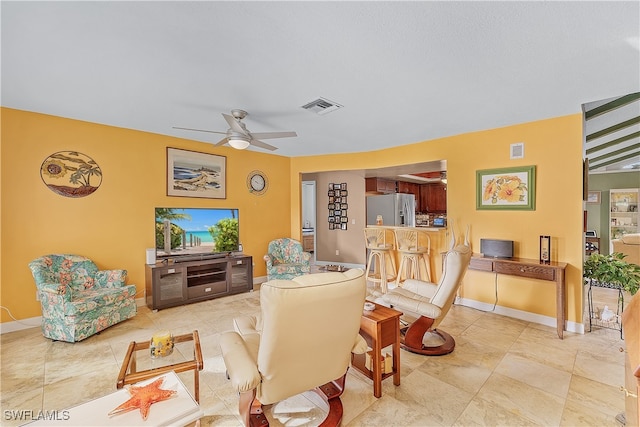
<box><xmin>583</xmin><ymin>252</ymin><xmax>640</xmax><ymax>296</ymax></box>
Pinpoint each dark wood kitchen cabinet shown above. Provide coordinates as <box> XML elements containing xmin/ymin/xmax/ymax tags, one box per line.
<box><xmin>366</xmin><ymin>178</ymin><xmax>397</xmax><ymax>194</ymax></box>
<box><xmin>419</xmin><ymin>183</ymin><xmax>447</xmax><ymax>213</ymax></box>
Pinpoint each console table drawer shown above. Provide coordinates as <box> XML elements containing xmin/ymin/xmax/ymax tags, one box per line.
<box><xmin>469</xmin><ymin>257</ymin><xmax>494</xmax><ymax>272</ymax></box>
<box><xmin>494</xmin><ymin>262</ymin><xmax>555</xmax><ymax>281</ymax></box>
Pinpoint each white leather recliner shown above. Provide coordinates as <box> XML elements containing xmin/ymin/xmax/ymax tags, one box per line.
<box><xmin>382</xmin><ymin>230</ymin><xmax>471</xmax><ymax>355</ymax></box>
<box><xmin>219</xmin><ymin>269</ymin><xmax>368</xmax><ymax>427</ymax></box>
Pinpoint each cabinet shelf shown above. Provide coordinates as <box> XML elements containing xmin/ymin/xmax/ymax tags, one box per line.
<box><xmin>187</xmin><ymin>271</ymin><xmax>224</xmax><ymax>279</ymax></box>
<box><xmin>610</xmin><ymin>188</ymin><xmax>639</xmax><ymax>244</ymax></box>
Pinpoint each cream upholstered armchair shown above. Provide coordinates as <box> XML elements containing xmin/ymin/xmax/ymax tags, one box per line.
<box><xmin>263</xmin><ymin>238</ymin><xmax>311</xmax><ymax>281</ymax></box>
<box><xmin>381</xmin><ymin>230</ymin><xmax>471</xmax><ymax>355</ymax></box>
<box><xmin>219</xmin><ymin>269</ymin><xmax>367</xmax><ymax>427</ymax></box>
<box><xmin>612</xmin><ymin>233</ymin><xmax>640</xmax><ymax>266</ymax></box>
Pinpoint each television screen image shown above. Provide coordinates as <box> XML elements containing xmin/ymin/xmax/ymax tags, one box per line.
<box><xmin>155</xmin><ymin>207</ymin><xmax>239</xmax><ymax>259</ymax></box>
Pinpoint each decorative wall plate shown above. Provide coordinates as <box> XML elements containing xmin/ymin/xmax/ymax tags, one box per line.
<box><xmin>40</xmin><ymin>151</ymin><xmax>102</xmax><ymax>197</ymax></box>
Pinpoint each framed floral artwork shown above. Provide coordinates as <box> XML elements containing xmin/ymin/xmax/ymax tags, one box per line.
<box><xmin>476</xmin><ymin>165</ymin><xmax>536</xmax><ymax>210</ymax></box>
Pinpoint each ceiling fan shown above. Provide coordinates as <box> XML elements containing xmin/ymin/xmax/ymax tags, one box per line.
<box><xmin>173</xmin><ymin>109</ymin><xmax>297</xmax><ymax>151</ymax></box>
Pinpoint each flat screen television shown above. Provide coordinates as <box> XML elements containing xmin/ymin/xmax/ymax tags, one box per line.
<box><xmin>155</xmin><ymin>207</ymin><xmax>239</xmax><ymax>260</ymax></box>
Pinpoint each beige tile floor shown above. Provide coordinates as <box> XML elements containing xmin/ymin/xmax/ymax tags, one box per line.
<box><xmin>0</xmin><ymin>284</ymin><xmax>630</xmax><ymax>427</ymax></box>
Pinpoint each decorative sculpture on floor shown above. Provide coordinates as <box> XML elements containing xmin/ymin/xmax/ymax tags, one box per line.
<box><xmin>382</xmin><ymin>226</ymin><xmax>471</xmax><ymax>355</ymax></box>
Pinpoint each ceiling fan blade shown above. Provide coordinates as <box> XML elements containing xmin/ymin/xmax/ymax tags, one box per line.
<box><xmin>215</xmin><ymin>137</ymin><xmax>229</xmax><ymax>146</ymax></box>
<box><xmin>250</xmin><ymin>139</ymin><xmax>278</xmax><ymax>151</ymax></box>
<box><xmin>172</xmin><ymin>126</ymin><xmax>227</xmax><ymax>135</ymax></box>
<box><xmin>250</xmin><ymin>131</ymin><xmax>297</xmax><ymax>140</ymax></box>
<box><xmin>222</xmin><ymin>113</ymin><xmax>248</xmax><ymax>135</ymax></box>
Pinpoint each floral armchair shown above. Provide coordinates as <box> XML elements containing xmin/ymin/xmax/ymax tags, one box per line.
<box><xmin>28</xmin><ymin>254</ymin><xmax>137</xmax><ymax>342</ymax></box>
<box><xmin>263</xmin><ymin>238</ymin><xmax>311</xmax><ymax>281</ymax></box>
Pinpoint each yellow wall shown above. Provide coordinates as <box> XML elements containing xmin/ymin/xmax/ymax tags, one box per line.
<box><xmin>292</xmin><ymin>114</ymin><xmax>584</xmax><ymax>323</ymax></box>
<box><xmin>0</xmin><ymin>108</ymin><xmax>291</xmax><ymax>322</ymax></box>
<box><xmin>2</xmin><ymin>108</ymin><xmax>584</xmax><ymax>326</ymax></box>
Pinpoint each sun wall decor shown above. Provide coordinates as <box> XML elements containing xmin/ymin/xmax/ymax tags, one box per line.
<box><xmin>40</xmin><ymin>151</ymin><xmax>102</xmax><ymax>198</ymax></box>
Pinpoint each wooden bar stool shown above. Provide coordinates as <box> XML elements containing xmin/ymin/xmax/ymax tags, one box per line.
<box><xmin>394</xmin><ymin>228</ymin><xmax>432</xmax><ymax>287</ymax></box>
<box><xmin>364</xmin><ymin>228</ymin><xmax>397</xmax><ymax>293</ymax></box>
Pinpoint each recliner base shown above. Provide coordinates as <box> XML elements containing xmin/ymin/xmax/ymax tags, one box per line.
<box><xmin>243</xmin><ymin>374</ymin><xmax>347</xmax><ymax>427</ymax></box>
<box><xmin>400</xmin><ymin>316</ymin><xmax>456</xmax><ymax>356</ymax></box>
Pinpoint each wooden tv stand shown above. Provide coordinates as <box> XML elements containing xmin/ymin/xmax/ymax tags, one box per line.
<box><xmin>145</xmin><ymin>254</ymin><xmax>253</xmax><ymax>310</ymax></box>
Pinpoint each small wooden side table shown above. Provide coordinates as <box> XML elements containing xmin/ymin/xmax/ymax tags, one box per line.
<box><xmin>351</xmin><ymin>303</ymin><xmax>402</xmax><ymax>398</ymax></box>
<box><xmin>116</xmin><ymin>330</ymin><xmax>203</xmax><ymax>403</ymax></box>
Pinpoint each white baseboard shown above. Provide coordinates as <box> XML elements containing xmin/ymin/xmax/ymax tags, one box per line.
<box><xmin>3</xmin><ymin>294</ymin><xmax>584</xmax><ymax>336</ymax></box>
<box><xmin>0</xmin><ymin>316</ymin><xmax>41</xmax><ymax>334</ymax></box>
<box><xmin>455</xmin><ymin>297</ymin><xmax>585</xmax><ymax>335</ymax></box>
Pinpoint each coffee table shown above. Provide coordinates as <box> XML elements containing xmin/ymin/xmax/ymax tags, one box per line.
<box><xmin>350</xmin><ymin>303</ymin><xmax>402</xmax><ymax>398</ymax></box>
<box><xmin>25</xmin><ymin>371</ymin><xmax>202</xmax><ymax>426</ymax></box>
<box><xmin>116</xmin><ymin>330</ymin><xmax>203</xmax><ymax>403</ymax></box>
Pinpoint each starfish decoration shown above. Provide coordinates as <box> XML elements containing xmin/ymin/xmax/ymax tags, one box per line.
<box><xmin>108</xmin><ymin>376</ymin><xmax>177</xmax><ymax>420</ymax></box>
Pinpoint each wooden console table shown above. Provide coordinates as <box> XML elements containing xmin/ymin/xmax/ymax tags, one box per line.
<box><xmin>468</xmin><ymin>255</ymin><xmax>568</xmax><ymax>339</ymax></box>
<box><xmin>351</xmin><ymin>303</ymin><xmax>402</xmax><ymax>398</ymax></box>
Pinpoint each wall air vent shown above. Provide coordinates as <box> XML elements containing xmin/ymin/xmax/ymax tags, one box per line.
<box><xmin>510</xmin><ymin>142</ymin><xmax>525</xmax><ymax>159</ymax></box>
<box><xmin>301</xmin><ymin>97</ymin><xmax>343</xmax><ymax>115</ymax></box>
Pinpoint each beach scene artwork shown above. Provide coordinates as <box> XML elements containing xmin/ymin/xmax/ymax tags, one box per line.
<box><xmin>167</xmin><ymin>148</ymin><xmax>226</xmax><ymax>199</ymax></box>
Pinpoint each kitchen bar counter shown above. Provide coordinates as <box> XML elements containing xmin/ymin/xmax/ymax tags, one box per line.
<box><xmin>367</xmin><ymin>225</ymin><xmax>447</xmax><ymax>232</ymax></box>
<box><xmin>366</xmin><ymin>225</ymin><xmax>448</xmax><ymax>282</ymax></box>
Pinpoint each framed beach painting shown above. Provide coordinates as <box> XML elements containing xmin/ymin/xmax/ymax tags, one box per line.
<box><xmin>167</xmin><ymin>148</ymin><xmax>226</xmax><ymax>199</ymax></box>
<box><xmin>476</xmin><ymin>165</ymin><xmax>536</xmax><ymax>210</ymax></box>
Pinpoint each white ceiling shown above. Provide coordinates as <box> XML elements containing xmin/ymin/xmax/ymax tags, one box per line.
<box><xmin>2</xmin><ymin>1</ymin><xmax>639</xmax><ymax>163</ymax></box>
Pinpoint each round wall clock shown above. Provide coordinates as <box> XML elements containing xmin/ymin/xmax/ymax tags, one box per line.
<box><xmin>247</xmin><ymin>170</ymin><xmax>268</xmax><ymax>195</ymax></box>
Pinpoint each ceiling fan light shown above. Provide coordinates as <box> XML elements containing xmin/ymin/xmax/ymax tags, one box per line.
<box><xmin>228</xmin><ymin>137</ymin><xmax>250</xmax><ymax>150</ymax></box>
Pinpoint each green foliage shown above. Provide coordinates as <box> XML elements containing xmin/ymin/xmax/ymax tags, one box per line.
<box><xmin>155</xmin><ymin>208</ymin><xmax>192</xmax><ymax>250</ymax></box>
<box><xmin>583</xmin><ymin>252</ymin><xmax>640</xmax><ymax>296</ymax></box>
<box><xmin>155</xmin><ymin>208</ymin><xmax>191</xmax><ymax>222</ymax></box>
<box><xmin>155</xmin><ymin>222</ymin><xmax>184</xmax><ymax>250</ymax></box>
<box><xmin>209</xmin><ymin>218</ymin><xmax>239</xmax><ymax>253</ymax></box>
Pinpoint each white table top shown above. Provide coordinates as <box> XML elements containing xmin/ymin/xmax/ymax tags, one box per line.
<box><xmin>23</xmin><ymin>371</ymin><xmax>202</xmax><ymax>427</ymax></box>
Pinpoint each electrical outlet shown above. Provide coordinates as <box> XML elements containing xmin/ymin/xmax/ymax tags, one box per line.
<box><xmin>335</xmin><ymin>250</ymin><xmax>340</xmax><ymax>256</ymax></box>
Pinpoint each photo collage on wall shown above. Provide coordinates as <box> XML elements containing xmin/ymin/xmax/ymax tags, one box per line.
<box><xmin>328</xmin><ymin>183</ymin><xmax>348</xmax><ymax>230</ymax></box>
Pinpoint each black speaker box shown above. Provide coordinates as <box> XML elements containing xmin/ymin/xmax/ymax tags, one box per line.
<box><xmin>480</xmin><ymin>239</ymin><xmax>514</xmax><ymax>259</ymax></box>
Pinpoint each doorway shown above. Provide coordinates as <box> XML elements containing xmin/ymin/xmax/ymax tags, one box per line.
<box><xmin>302</xmin><ymin>181</ymin><xmax>316</xmax><ymax>260</ymax></box>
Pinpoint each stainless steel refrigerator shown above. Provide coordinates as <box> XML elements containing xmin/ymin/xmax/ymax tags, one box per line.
<box><xmin>366</xmin><ymin>194</ymin><xmax>416</xmax><ymax>227</ymax></box>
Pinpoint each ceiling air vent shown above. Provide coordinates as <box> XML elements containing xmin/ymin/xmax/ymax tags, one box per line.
<box><xmin>301</xmin><ymin>97</ymin><xmax>343</xmax><ymax>115</ymax></box>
